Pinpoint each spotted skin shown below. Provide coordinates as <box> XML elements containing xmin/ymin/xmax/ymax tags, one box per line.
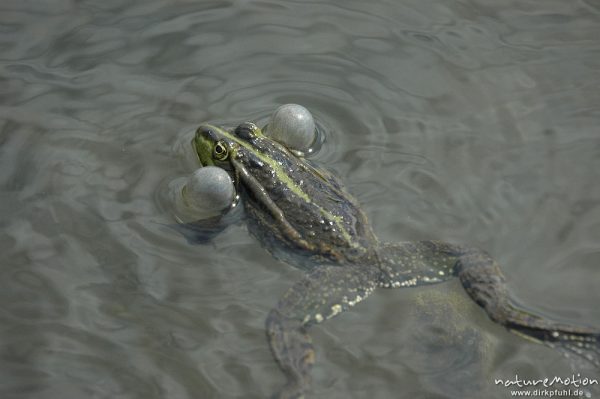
<box><xmin>377</xmin><ymin>241</ymin><xmax>458</xmax><ymax>288</ymax></box>
<box><xmin>266</xmin><ymin>265</ymin><xmax>380</xmax><ymax>399</ymax></box>
<box><xmin>192</xmin><ymin>122</ymin><xmax>600</xmax><ymax>398</ymax></box>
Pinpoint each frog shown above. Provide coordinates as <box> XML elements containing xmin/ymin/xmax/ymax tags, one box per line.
<box><xmin>191</xmin><ymin>121</ymin><xmax>599</xmax><ymax>398</ymax></box>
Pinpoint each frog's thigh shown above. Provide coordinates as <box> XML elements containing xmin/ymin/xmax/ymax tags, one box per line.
<box><xmin>377</xmin><ymin>241</ymin><xmax>462</xmax><ymax>288</ymax></box>
<box><xmin>266</xmin><ymin>265</ymin><xmax>379</xmax><ymax>398</ymax></box>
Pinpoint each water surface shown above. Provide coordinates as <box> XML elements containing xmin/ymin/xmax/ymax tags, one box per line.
<box><xmin>1</xmin><ymin>1</ymin><xmax>600</xmax><ymax>398</ymax></box>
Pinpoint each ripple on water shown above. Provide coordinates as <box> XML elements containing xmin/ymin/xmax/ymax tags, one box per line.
<box><xmin>1</xmin><ymin>0</ymin><xmax>600</xmax><ymax>398</ymax></box>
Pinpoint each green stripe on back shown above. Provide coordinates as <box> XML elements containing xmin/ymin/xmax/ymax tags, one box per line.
<box><xmin>205</xmin><ymin>125</ymin><xmax>356</xmax><ymax>246</ymax></box>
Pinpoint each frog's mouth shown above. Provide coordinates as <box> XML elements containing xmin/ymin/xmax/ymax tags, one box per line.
<box><xmin>191</xmin><ymin>133</ymin><xmax>213</xmax><ymax>168</ymax></box>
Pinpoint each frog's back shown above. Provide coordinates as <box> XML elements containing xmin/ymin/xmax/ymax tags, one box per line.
<box><xmin>239</xmin><ymin>137</ymin><xmax>376</xmax><ymax>266</ymax></box>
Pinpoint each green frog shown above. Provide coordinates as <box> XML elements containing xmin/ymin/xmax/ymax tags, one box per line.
<box><xmin>192</xmin><ymin>121</ymin><xmax>599</xmax><ymax>398</ymax></box>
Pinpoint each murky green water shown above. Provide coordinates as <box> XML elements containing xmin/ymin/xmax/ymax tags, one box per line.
<box><xmin>2</xmin><ymin>1</ymin><xmax>600</xmax><ymax>398</ymax></box>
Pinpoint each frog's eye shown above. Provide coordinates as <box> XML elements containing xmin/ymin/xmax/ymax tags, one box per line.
<box><xmin>213</xmin><ymin>141</ymin><xmax>229</xmax><ymax>161</ymax></box>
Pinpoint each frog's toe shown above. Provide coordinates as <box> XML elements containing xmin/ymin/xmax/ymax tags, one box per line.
<box><xmin>511</xmin><ymin>323</ymin><xmax>600</xmax><ymax>368</ymax></box>
<box><xmin>557</xmin><ymin>332</ymin><xmax>600</xmax><ymax>367</ymax></box>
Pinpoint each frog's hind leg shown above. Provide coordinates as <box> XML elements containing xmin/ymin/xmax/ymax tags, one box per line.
<box><xmin>266</xmin><ymin>265</ymin><xmax>380</xmax><ymax>399</ymax></box>
<box><xmin>377</xmin><ymin>241</ymin><xmax>460</xmax><ymax>288</ymax></box>
<box><xmin>457</xmin><ymin>246</ymin><xmax>600</xmax><ymax>367</ymax></box>
<box><xmin>378</xmin><ymin>241</ymin><xmax>600</xmax><ymax>367</ymax></box>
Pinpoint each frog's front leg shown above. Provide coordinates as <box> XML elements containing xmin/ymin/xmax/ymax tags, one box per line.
<box><xmin>266</xmin><ymin>265</ymin><xmax>380</xmax><ymax>399</ymax></box>
<box><xmin>378</xmin><ymin>241</ymin><xmax>600</xmax><ymax>366</ymax></box>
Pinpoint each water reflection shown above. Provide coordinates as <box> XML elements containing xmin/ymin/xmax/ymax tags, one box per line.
<box><xmin>1</xmin><ymin>0</ymin><xmax>599</xmax><ymax>398</ymax></box>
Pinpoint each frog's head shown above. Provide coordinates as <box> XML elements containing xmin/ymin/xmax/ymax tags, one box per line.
<box><xmin>194</xmin><ymin>124</ymin><xmax>233</xmax><ymax>169</ymax></box>
<box><xmin>193</xmin><ymin>121</ymin><xmax>290</xmax><ymax>176</ymax></box>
